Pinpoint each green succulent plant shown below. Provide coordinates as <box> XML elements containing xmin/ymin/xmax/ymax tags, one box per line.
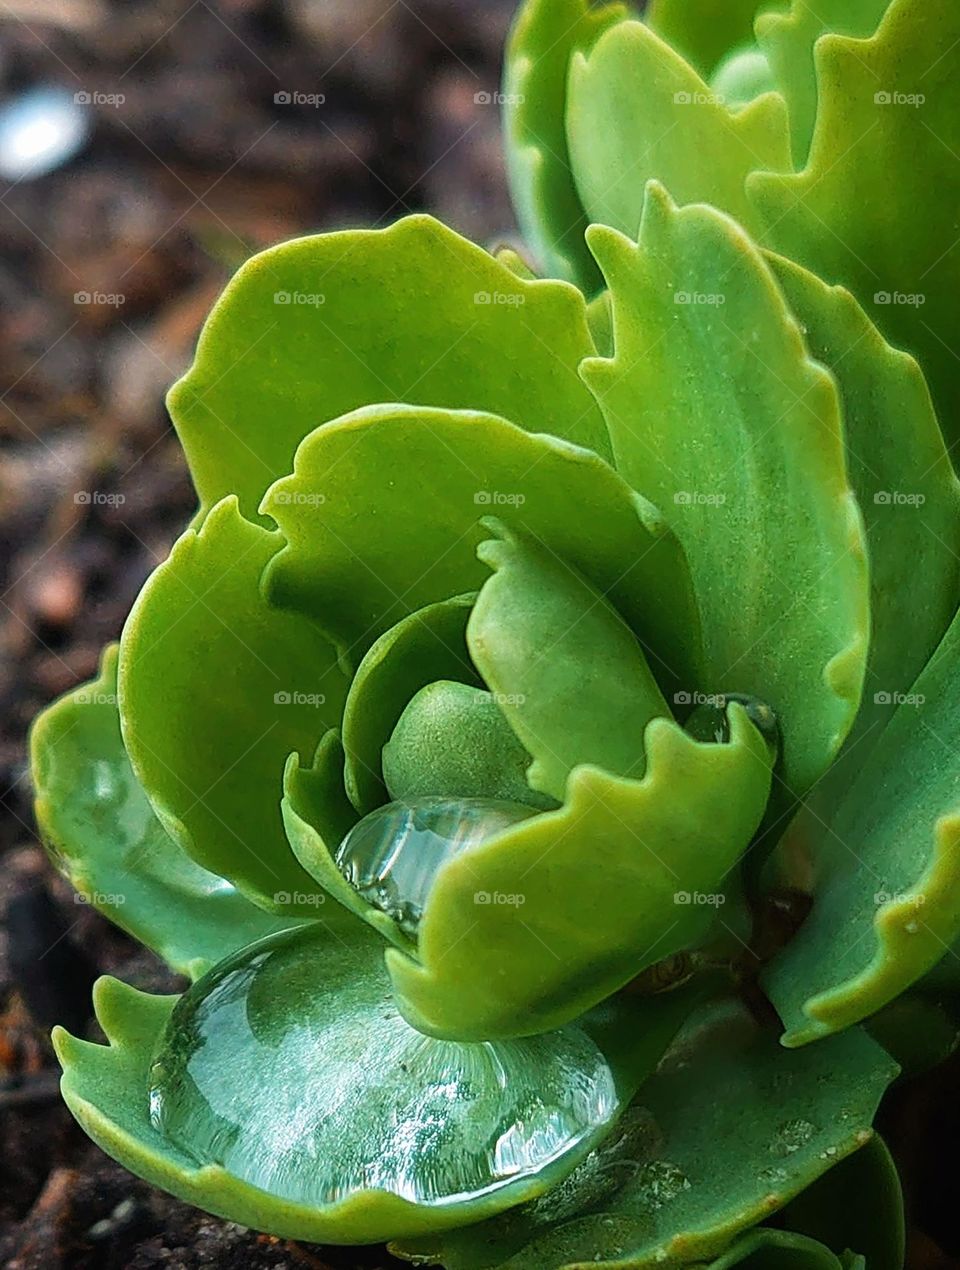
<box><xmin>31</xmin><ymin>0</ymin><xmax>960</xmax><ymax>1264</ymax></box>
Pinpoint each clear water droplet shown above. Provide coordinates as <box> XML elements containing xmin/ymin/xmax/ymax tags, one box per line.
<box><xmin>683</xmin><ymin>692</ymin><xmax>779</xmax><ymax>754</ymax></box>
<box><xmin>334</xmin><ymin>797</ymin><xmax>535</xmax><ymax>936</ymax></box>
<box><xmin>770</xmin><ymin>1117</ymin><xmax>817</xmax><ymax>1156</ymax></box>
<box><xmin>634</xmin><ymin>1160</ymin><xmax>691</xmax><ymax>1210</ymax></box>
<box><xmin>149</xmin><ymin>927</ymin><xmax>618</xmax><ymax>1209</ymax></box>
<box><xmin>758</xmin><ymin>1165</ymin><xmax>789</xmax><ymax>1186</ymax></box>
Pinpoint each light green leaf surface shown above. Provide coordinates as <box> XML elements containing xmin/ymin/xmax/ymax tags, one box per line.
<box><xmin>756</xmin><ymin>0</ymin><xmax>892</xmax><ymax>165</ymax></box>
<box><xmin>394</xmin><ymin>1005</ymin><xmax>896</xmax><ymax>1269</ymax></box>
<box><xmin>647</xmin><ymin>0</ymin><xmax>771</xmax><ymax>75</ymax></box>
<box><xmin>118</xmin><ymin>496</ymin><xmax>348</xmax><ymax>915</ymax></box>
<box><xmin>168</xmin><ymin>214</ymin><xmax>611</xmax><ymax>522</ymax></box>
<box><xmin>30</xmin><ymin>646</ymin><xmax>302</xmax><ymax>980</ymax></box>
<box><xmin>263</xmin><ymin>404</ymin><xmax>701</xmax><ymax>690</ymax></box>
<box><xmin>382</xmin><ymin>681</ymin><xmax>555</xmax><ymax>811</ymax></box>
<box><xmin>503</xmin><ymin>0</ymin><xmax>628</xmax><ymax>291</ymax></box>
<box><xmin>341</xmin><ymin>594</ymin><xmax>479</xmax><ymax>815</ymax></box>
<box><xmin>467</xmin><ymin>520</ymin><xmax>669</xmax><ymax>802</ymax></box>
<box><xmin>566</xmin><ymin>19</ymin><xmax>789</xmax><ymax>244</ymax></box>
<box><xmin>766</xmin><ymin>252</ymin><xmax>960</xmax><ymax>765</ymax></box>
<box><xmin>749</xmin><ymin>0</ymin><xmax>960</xmax><ymax>453</ymax></box>
<box><xmin>763</xmin><ymin>605</ymin><xmax>960</xmax><ymax>1045</ymax></box>
<box><xmin>582</xmin><ymin>188</ymin><xmax>868</xmax><ymax>797</ymax></box>
<box><xmin>388</xmin><ymin>705</ymin><xmax>772</xmax><ymax>1040</ymax></box>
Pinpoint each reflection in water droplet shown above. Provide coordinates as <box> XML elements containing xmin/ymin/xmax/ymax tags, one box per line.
<box><xmin>334</xmin><ymin>797</ymin><xmax>536</xmax><ymax>936</ymax></box>
<box><xmin>149</xmin><ymin>927</ymin><xmax>618</xmax><ymax>1209</ymax></box>
<box><xmin>634</xmin><ymin>1160</ymin><xmax>691</xmax><ymax>1210</ymax></box>
<box><xmin>770</xmin><ymin>1117</ymin><xmax>817</xmax><ymax>1156</ymax></box>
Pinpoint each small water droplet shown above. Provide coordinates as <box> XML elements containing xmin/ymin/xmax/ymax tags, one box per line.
<box><xmin>770</xmin><ymin>1118</ymin><xmax>817</xmax><ymax>1156</ymax></box>
<box><xmin>758</xmin><ymin>1165</ymin><xmax>788</xmax><ymax>1185</ymax></box>
<box><xmin>683</xmin><ymin>692</ymin><xmax>779</xmax><ymax>754</ymax></box>
<box><xmin>334</xmin><ymin>797</ymin><xmax>535</xmax><ymax>936</ymax></box>
<box><xmin>634</xmin><ymin>1160</ymin><xmax>691</xmax><ymax>1209</ymax></box>
<box><xmin>904</xmin><ymin>920</ymin><xmax>920</xmax><ymax>934</ymax></box>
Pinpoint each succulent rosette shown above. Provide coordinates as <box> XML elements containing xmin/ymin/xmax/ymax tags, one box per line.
<box><xmin>30</xmin><ymin>0</ymin><xmax>960</xmax><ymax>1265</ymax></box>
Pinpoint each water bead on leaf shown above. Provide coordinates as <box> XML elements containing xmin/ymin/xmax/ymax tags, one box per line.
<box><xmin>333</xmin><ymin>797</ymin><xmax>537</xmax><ymax>937</ymax></box>
<box><xmin>684</xmin><ymin>694</ymin><xmax>780</xmax><ymax>757</ymax></box>
<box><xmin>148</xmin><ymin>926</ymin><xmax>618</xmax><ymax>1209</ymax></box>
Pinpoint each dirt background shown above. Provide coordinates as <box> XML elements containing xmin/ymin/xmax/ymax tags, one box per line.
<box><xmin>0</xmin><ymin>1</ymin><xmax>956</xmax><ymax>1266</ymax></box>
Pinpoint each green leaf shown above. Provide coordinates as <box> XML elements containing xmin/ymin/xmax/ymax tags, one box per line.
<box><xmin>778</xmin><ymin>1136</ymin><xmax>904</xmax><ymax>1270</ymax></box>
<box><xmin>756</xmin><ymin>0</ymin><xmax>892</xmax><ymax>166</ymax></box>
<box><xmin>30</xmin><ymin>646</ymin><xmax>302</xmax><ymax>980</ymax></box>
<box><xmin>582</xmin><ymin>187</ymin><xmax>869</xmax><ymax>797</ymax></box>
<box><xmin>647</xmin><ymin>0</ymin><xmax>772</xmax><ymax>75</ymax></box>
<box><xmin>705</xmin><ymin>1230</ymin><xmax>845</xmax><ymax>1269</ymax></box>
<box><xmin>342</xmin><ymin>594</ymin><xmax>480</xmax><ymax>816</ymax></box>
<box><xmin>748</xmin><ymin>0</ymin><xmax>960</xmax><ymax>453</ymax></box>
<box><xmin>387</xmin><ymin>704</ymin><xmax>772</xmax><ymax>1040</ymax></box>
<box><xmin>763</xmin><ymin>604</ymin><xmax>960</xmax><ymax>1045</ymax></box>
<box><xmin>566</xmin><ymin>19</ymin><xmax>789</xmax><ymax>244</ymax></box>
<box><xmin>118</xmin><ymin>496</ymin><xmax>348</xmax><ymax>915</ymax></box>
<box><xmin>393</xmin><ymin>1004</ymin><xmax>896</xmax><ymax>1269</ymax></box>
<box><xmin>169</xmin><ymin>214</ymin><xmax>611</xmax><ymax>522</ymax></box>
<box><xmin>263</xmin><ymin>403</ymin><xmax>701</xmax><ymax>691</ymax></box>
<box><xmin>765</xmin><ymin>252</ymin><xmax>960</xmax><ymax>768</ymax></box>
<box><xmin>53</xmin><ymin>930</ymin><xmax>692</xmax><ymax>1245</ymax></box>
<box><xmin>467</xmin><ymin>520</ymin><xmax>669</xmax><ymax>802</ymax></box>
<box><xmin>503</xmin><ymin>0</ymin><xmax>628</xmax><ymax>291</ymax></box>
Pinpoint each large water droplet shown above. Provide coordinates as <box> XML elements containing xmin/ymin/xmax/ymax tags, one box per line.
<box><xmin>334</xmin><ymin>797</ymin><xmax>536</xmax><ymax>936</ymax></box>
<box><xmin>149</xmin><ymin>927</ymin><xmax>618</xmax><ymax>1209</ymax></box>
